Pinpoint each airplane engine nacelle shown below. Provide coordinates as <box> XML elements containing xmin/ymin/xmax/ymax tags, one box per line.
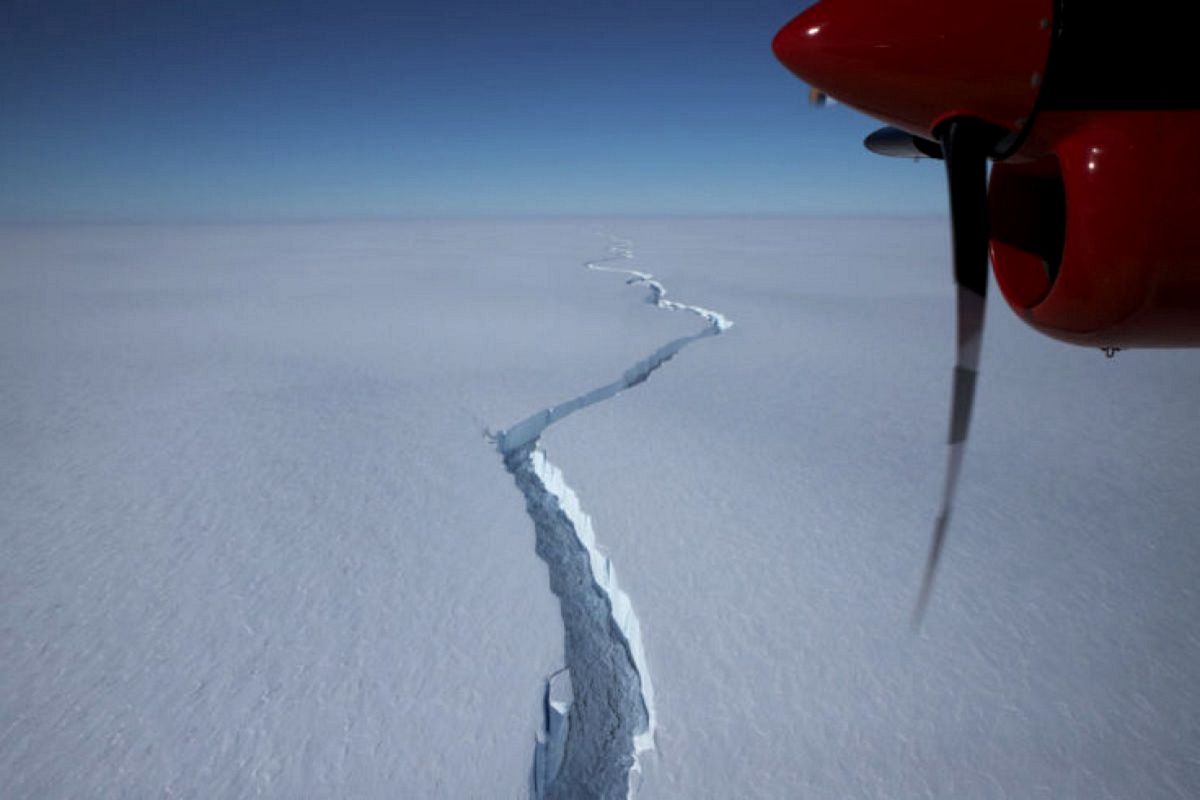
<box><xmin>989</xmin><ymin>111</ymin><xmax>1200</xmax><ymax>347</ymax></box>
<box><xmin>771</xmin><ymin>0</ymin><xmax>1053</xmax><ymax>147</ymax></box>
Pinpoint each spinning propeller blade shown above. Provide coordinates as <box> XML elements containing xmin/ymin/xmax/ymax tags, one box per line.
<box><xmin>913</xmin><ymin>119</ymin><xmax>995</xmax><ymax>626</ymax></box>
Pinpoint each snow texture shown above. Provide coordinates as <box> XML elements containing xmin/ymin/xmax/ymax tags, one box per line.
<box><xmin>539</xmin><ymin>218</ymin><xmax>1200</xmax><ymax>800</ymax></box>
<box><xmin>3</xmin><ymin>218</ymin><xmax>1200</xmax><ymax>799</ymax></box>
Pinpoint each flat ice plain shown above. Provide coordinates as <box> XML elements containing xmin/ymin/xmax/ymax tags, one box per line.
<box><xmin>3</xmin><ymin>218</ymin><xmax>1198</xmax><ymax>798</ymax></box>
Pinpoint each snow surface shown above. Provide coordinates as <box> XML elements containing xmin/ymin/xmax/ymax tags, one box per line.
<box><xmin>3</xmin><ymin>218</ymin><xmax>1199</xmax><ymax>798</ymax></box>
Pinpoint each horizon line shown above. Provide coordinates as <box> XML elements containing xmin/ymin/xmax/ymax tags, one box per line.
<box><xmin>0</xmin><ymin>211</ymin><xmax>949</xmax><ymax>228</ymax></box>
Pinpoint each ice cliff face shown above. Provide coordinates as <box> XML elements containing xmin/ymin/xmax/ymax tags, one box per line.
<box><xmin>493</xmin><ymin>237</ymin><xmax>731</xmax><ymax>799</ymax></box>
<box><xmin>510</xmin><ymin>447</ymin><xmax>648</xmax><ymax>800</ymax></box>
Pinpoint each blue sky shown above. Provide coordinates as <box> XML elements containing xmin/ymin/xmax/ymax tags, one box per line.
<box><xmin>1</xmin><ymin>0</ymin><xmax>946</xmax><ymax>222</ymax></box>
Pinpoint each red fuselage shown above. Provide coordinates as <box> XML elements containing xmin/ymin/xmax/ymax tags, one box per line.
<box><xmin>774</xmin><ymin>0</ymin><xmax>1200</xmax><ymax>347</ymax></box>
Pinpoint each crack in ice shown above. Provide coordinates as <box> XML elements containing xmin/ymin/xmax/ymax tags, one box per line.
<box><xmin>492</xmin><ymin>235</ymin><xmax>732</xmax><ymax>799</ymax></box>
<box><xmin>499</xmin><ymin>238</ymin><xmax>731</xmax><ymax>455</ymax></box>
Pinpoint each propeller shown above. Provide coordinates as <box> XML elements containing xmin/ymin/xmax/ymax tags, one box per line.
<box><xmin>911</xmin><ymin>119</ymin><xmax>999</xmax><ymax>626</ymax></box>
<box><xmin>772</xmin><ymin>0</ymin><xmax>1052</xmax><ymax>625</ymax></box>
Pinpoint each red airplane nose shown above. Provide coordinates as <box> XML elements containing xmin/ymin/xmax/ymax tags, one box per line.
<box><xmin>773</xmin><ymin>0</ymin><xmax>1054</xmax><ymax>142</ymax></box>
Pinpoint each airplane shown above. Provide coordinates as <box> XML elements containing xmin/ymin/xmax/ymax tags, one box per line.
<box><xmin>771</xmin><ymin>0</ymin><xmax>1200</xmax><ymax>622</ymax></box>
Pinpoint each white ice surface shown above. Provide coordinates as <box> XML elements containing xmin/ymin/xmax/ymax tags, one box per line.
<box><xmin>3</xmin><ymin>218</ymin><xmax>1199</xmax><ymax>799</ymax></box>
<box><xmin>0</xmin><ymin>221</ymin><xmax>693</xmax><ymax>799</ymax></box>
<box><xmin>539</xmin><ymin>218</ymin><xmax>1200</xmax><ymax>799</ymax></box>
